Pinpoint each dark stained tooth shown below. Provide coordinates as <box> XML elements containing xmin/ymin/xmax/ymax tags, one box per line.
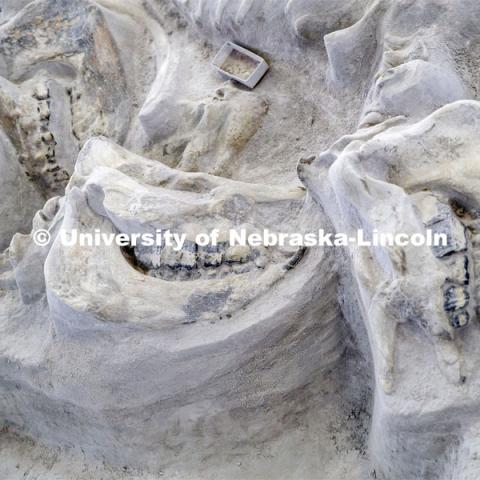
<box><xmin>463</xmin><ymin>256</ymin><xmax>470</xmax><ymax>285</ymax></box>
<box><xmin>160</xmin><ymin>243</ymin><xmax>197</xmax><ymax>270</ymax></box>
<box><xmin>178</xmin><ymin>241</ymin><xmax>198</xmax><ymax>270</ymax></box>
<box><xmin>430</xmin><ymin>216</ymin><xmax>466</xmax><ymax>258</ymax></box>
<box><xmin>198</xmin><ymin>243</ymin><xmax>225</xmax><ymax>268</ymax></box>
<box><xmin>37</xmin><ymin>101</ymin><xmax>50</xmax><ymax>120</ymax></box>
<box><xmin>129</xmin><ymin>240</ymin><xmax>273</xmax><ymax>281</ymax></box>
<box><xmin>444</xmin><ymin>254</ymin><xmax>470</xmax><ymax>286</ymax></box>
<box><xmin>450</xmin><ymin>310</ymin><xmax>469</xmax><ymax>329</ymax></box>
<box><xmin>444</xmin><ymin>285</ymin><xmax>469</xmax><ymax>312</ymax></box>
<box><xmin>134</xmin><ymin>245</ymin><xmax>163</xmax><ymax>270</ymax></box>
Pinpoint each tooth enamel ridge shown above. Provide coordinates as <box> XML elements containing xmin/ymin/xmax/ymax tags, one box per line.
<box><xmin>419</xmin><ymin>196</ymin><xmax>474</xmax><ymax>329</ymax></box>
<box><xmin>130</xmin><ymin>239</ymin><xmax>304</xmax><ymax>281</ymax></box>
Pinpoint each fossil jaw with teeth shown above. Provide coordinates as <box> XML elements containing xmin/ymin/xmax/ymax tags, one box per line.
<box><xmin>415</xmin><ymin>192</ymin><xmax>473</xmax><ymax>331</ymax></box>
<box><xmin>41</xmin><ymin>137</ymin><xmax>319</xmax><ymax>329</ymax></box>
<box><xmin>0</xmin><ymin>0</ymin><xmax>139</xmax><ymax>200</ymax></box>
<box><xmin>300</xmin><ymin>98</ymin><xmax>480</xmax><ymax>480</ymax></box>
<box><xmin>1</xmin><ymin>141</ymin><xmax>341</xmax><ymax>473</ymax></box>
<box><xmin>130</xmin><ymin>239</ymin><xmax>305</xmax><ymax>282</ymax></box>
<box><xmin>301</xmin><ymin>101</ymin><xmax>480</xmax><ymax>394</ymax></box>
<box><xmin>9</xmin><ymin>137</ymin><xmax>339</xmax><ymax>466</ymax></box>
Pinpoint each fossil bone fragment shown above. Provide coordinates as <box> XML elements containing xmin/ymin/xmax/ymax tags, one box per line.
<box><xmin>0</xmin><ymin>136</ymin><xmax>345</xmax><ymax>473</ymax></box>
<box><xmin>300</xmin><ymin>100</ymin><xmax>480</xmax><ymax>478</ymax></box>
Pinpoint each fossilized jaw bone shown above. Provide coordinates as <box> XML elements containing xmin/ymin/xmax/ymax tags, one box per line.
<box><xmin>299</xmin><ymin>100</ymin><xmax>480</xmax><ymax>393</ymax></box>
<box><xmin>0</xmin><ymin>0</ymin><xmax>135</xmax><ymax>199</ymax></box>
<box><xmin>43</xmin><ymin>137</ymin><xmax>322</xmax><ymax>331</ymax></box>
<box><xmin>0</xmin><ymin>75</ymin><xmax>71</xmax><ymax>198</ymax></box>
<box><xmin>0</xmin><ymin>133</ymin><xmax>343</xmax><ymax>469</ymax></box>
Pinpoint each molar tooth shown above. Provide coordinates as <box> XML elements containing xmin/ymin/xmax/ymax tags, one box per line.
<box><xmin>162</xmin><ymin>242</ymin><xmax>198</xmax><ymax>270</ymax></box>
<box><xmin>198</xmin><ymin>243</ymin><xmax>225</xmax><ymax>268</ymax></box>
<box><xmin>47</xmin><ymin>143</ymin><xmax>55</xmax><ymax>155</ymax></box>
<box><xmin>37</xmin><ymin>101</ymin><xmax>50</xmax><ymax>120</ymax></box>
<box><xmin>161</xmin><ymin>246</ymin><xmax>180</xmax><ymax>268</ymax></box>
<box><xmin>225</xmin><ymin>245</ymin><xmax>251</xmax><ymax>263</ymax></box>
<box><xmin>33</xmin><ymin>84</ymin><xmax>49</xmax><ymax>100</ymax></box>
<box><xmin>135</xmin><ymin>245</ymin><xmax>163</xmax><ymax>270</ymax></box>
<box><xmin>34</xmin><ymin>151</ymin><xmax>47</xmax><ymax>164</ymax></box>
<box><xmin>41</xmin><ymin>131</ymin><xmax>54</xmax><ymax>143</ymax></box>
<box><xmin>430</xmin><ymin>216</ymin><xmax>466</xmax><ymax>258</ymax></box>
<box><xmin>252</xmin><ymin>247</ymin><xmax>268</xmax><ymax>269</ymax></box>
<box><xmin>450</xmin><ymin>310</ymin><xmax>469</xmax><ymax>329</ymax></box>
<box><xmin>444</xmin><ymin>285</ymin><xmax>470</xmax><ymax>312</ymax></box>
<box><xmin>178</xmin><ymin>241</ymin><xmax>197</xmax><ymax>270</ymax></box>
<box><xmin>443</xmin><ymin>254</ymin><xmax>470</xmax><ymax>286</ymax></box>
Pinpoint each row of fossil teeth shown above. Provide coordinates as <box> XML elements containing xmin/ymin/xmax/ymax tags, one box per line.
<box><xmin>422</xmin><ymin>197</ymin><xmax>473</xmax><ymax>329</ymax></box>
<box><xmin>35</xmin><ymin>83</ymin><xmax>71</xmax><ymax>193</ymax></box>
<box><xmin>443</xmin><ymin>280</ymin><xmax>470</xmax><ymax>329</ymax></box>
<box><xmin>18</xmin><ymin>81</ymin><xmax>70</xmax><ymax>195</ymax></box>
<box><xmin>132</xmin><ymin>242</ymin><xmax>266</xmax><ymax>280</ymax></box>
<box><xmin>127</xmin><ymin>241</ymin><xmax>301</xmax><ymax>281</ymax></box>
<box><xmin>440</xmin><ymin>247</ymin><xmax>471</xmax><ymax>329</ymax></box>
<box><xmin>470</xmin><ymin>230</ymin><xmax>480</xmax><ymax>321</ymax></box>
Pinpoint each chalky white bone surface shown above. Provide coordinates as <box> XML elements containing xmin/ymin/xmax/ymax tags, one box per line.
<box><xmin>47</xmin><ymin>137</ymin><xmax>312</xmax><ymax>329</ymax></box>
<box><xmin>1</xmin><ymin>0</ymin><xmax>480</xmax><ymax>479</ymax></box>
<box><xmin>1</xmin><ymin>136</ymin><xmax>345</xmax><ymax>476</ymax></box>
<box><xmin>300</xmin><ymin>100</ymin><xmax>480</xmax><ymax>478</ymax></box>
